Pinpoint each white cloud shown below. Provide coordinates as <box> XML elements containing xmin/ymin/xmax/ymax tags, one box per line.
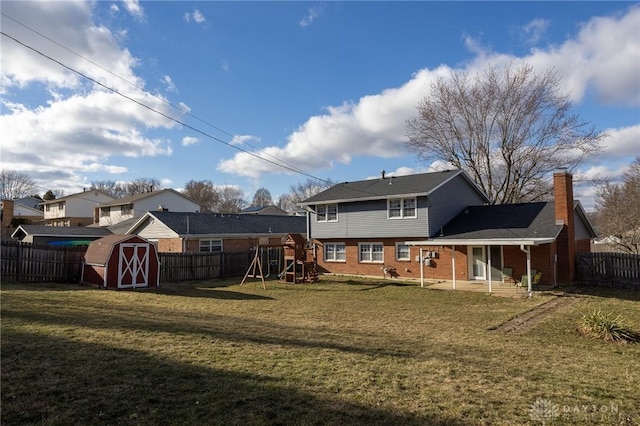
<box><xmin>0</xmin><ymin>1</ymin><xmax>177</xmax><ymax>191</ymax></box>
<box><xmin>521</xmin><ymin>19</ymin><xmax>550</xmax><ymax>45</ymax></box>
<box><xmin>182</xmin><ymin>136</ymin><xmax>199</xmax><ymax>146</ymax></box>
<box><xmin>184</xmin><ymin>9</ymin><xmax>206</xmax><ymax>24</ymax></box>
<box><xmin>599</xmin><ymin>124</ymin><xmax>640</xmax><ymax>158</ymax></box>
<box><xmin>122</xmin><ymin>0</ymin><xmax>146</xmax><ymax>22</ymax></box>
<box><xmin>299</xmin><ymin>4</ymin><xmax>323</xmax><ymax>27</ymax></box>
<box><xmin>230</xmin><ymin>135</ymin><xmax>261</xmax><ymax>146</ymax></box>
<box><xmin>220</xmin><ymin>7</ymin><xmax>640</xmax><ymax>179</ymax></box>
<box><xmin>161</xmin><ymin>75</ymin><xmax>177</xmax><ymax>92</ymax></box>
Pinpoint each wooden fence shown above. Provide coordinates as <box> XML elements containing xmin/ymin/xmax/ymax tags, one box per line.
<box><xmin>576</xmin><ymin>252</ymin><xmax>640</xmax><ymax>290</ymax></box>
<box><xmin>1</xmin><ymin>240</ymin><xmax>86</xmax><ymax>283</ymax></box>
<box><xmin>1</xmin><ymin>240</ymin><xmax>283</xmax><ymax>284</ymax></box>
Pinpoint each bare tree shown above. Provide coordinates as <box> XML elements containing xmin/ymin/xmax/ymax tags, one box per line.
<box><xmin>251</xmin><ymin>187</ymin><xmax>273</xmax><ymax>207</ymax></box>
<box><xmin>90</xmin><ymin>180</ymin><xmax>128</xmax><ymax>198</ymax></box>
<box><xmin>0</xmin><ymin>169</ymin><xmax>37</xmax><ymax>200</ymax></box>
<box><xmin>217</xmin><ymin>186</ymin><xmax>247</xmax><ymax>214</ymax></box>
<box><xmin>406</xmin><ymin>63</ymin><xmax>605</xmax><ymax>204</ymax></box>
<box><xmin>125</xmin><ymin>178</ymin><xmax>162</xmax><ymax>196</ymax></box>
<box><xmin>594</xmin><ymin>157</ymin><xmax>640</xmax><ymax>254</ymax></box>
<box><xmin>277</xmin><ymin>178</ymin><xmax>335</xmax><ymax>213</ymax></box>
<box><xmin>182</xmin><ymin>180</ymin><xmax>220</xmax><ymax>212</ymax></box>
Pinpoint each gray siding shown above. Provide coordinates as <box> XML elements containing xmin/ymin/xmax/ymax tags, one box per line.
<box><xmin>426</xmin><ymin>174</ymin><xmax>487</xmax><ymax>237</ymax></box>
<box><xmin>310</xmin><ymin>198</ymin><xmax>430</xmax><ymax>239</ymax></box>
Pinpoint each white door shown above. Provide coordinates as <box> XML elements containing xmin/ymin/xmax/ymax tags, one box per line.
<box><xmin>118</xmin><ymin>243</ymin><xmax>149</xmax><ymax>289</ymax></box>
<box><xmin>469</xmin><ymin>246</ymin><xmax>486</xmax><ymax>280</ymax></box>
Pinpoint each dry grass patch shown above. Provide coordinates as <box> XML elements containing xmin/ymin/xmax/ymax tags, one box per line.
<box><xmin>2</xmin><ymin>278</ymin><xmax>639</xmax><ymax>425</ymax></box>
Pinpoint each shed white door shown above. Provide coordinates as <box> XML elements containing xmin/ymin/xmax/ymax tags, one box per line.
<box><xmin>118</xmin><ymin>243</ymin><xmax>149</xmax><ymax>288</ymax></box>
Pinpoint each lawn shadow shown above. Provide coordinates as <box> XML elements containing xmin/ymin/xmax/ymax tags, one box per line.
<box><xmin>563</xmin><ymin>285</ymin><xmax>640</xmax><ymax>302</ymax></box>
<box><xmin>1</xmin><ymin>330</ymin><xmax>466</xmax><ymax>426</ymax></box>
<box><xmin>157</xmin><ymin>285</ymin><xmax>274</xmax><ymax>300</ymax></box>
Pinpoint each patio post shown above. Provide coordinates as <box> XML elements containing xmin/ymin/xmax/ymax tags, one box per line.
<box><xmin>420</xmin><ymin>247</ymin><xmax>424</xmax><ymax>288</ymax></box>
<box><xmin>520</xmin><ymin>244</ymin><xmax>532</xmax><ymax>297</ymax></box>
<box><xmin>487</xmin><ymin>245</ymin><xmax>492</xmax><ymax>293</ymax></box>
<box><xmin>452</xmin><ymin>245</ymin><xmax>456</xmax><ymax>290</ymax></box>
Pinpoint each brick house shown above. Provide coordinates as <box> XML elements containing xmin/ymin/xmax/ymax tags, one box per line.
<box><xmin>125</xmin><ymin>211</ymin><xmax>306</xmax><ymax>253</ymax></box>
<box><xmin>299</xmin><ymin>169</ymin><xmax>595</xmax><ymax>288</ymax></box>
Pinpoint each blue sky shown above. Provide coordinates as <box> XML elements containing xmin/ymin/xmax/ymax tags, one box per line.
<box><xmin>1</xmin><ymin>1</ymin><xmax>639</xmax><ymax>210</ymax></box>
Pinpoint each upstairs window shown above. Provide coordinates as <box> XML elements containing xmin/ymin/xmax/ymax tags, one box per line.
<box><xmin>388</xmin><ymin>197</ymin><xmax>417</xmax><ymax>219</ymax></box>
<box><xmin>317</xmin><ymin>204</ymin><xmax>338</xmax><ymax>222</ymax></box>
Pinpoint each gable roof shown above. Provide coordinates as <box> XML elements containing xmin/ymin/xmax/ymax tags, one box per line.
<box><xmin>127</xmin><ymin>211</ymin><xmax>306</xmax><ymax>237</ymax></box>
<box><xmin>299</xmin><ymin>169</ymin><xmax>488</xmax><ymax>205</ymax></box>
<box><xmin>84</xmin><ymin>235</ymin><xmax>151</xmax><ymax>265</ymax></box>
<box><xmin>97</xmin><ymin>188</ymin><xmax>200</xmax><ymax>208</ymax></box>
<box><xmin>41</xmin><ymin>189</ymin><xmax>114</xmax><ymax>204</ymax></box>
<box><xmin>11</xmin><ymin>225</ymin><xmax>113</xmax><ymax>239</ymax></box>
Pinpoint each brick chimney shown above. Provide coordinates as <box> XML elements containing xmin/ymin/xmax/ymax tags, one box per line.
<box><xmin>1</xmin><ymin>200</ymin><xmax>15</xmax><ymax>228</ymax></box>
<box><xmin>553</xmin><ymin>171</ymin><xmax>575</xmax><ymax>283</ymax></box>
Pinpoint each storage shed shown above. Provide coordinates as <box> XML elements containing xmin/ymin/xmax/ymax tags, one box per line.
<box><xmin>82</xmin><ymin>235</ymin><xmax>159</xmax><ymax>289</ymax></box>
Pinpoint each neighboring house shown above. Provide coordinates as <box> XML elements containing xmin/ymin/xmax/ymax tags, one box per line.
<box><xmin>240</xmin><ymin>205</ymin><xmax>288</xmax><ymax>216</ymax></box>
<box><xmin>11</xmin><ymin>224</ymin><xmax>112</xmax><ymax>245</ymax></box>
<box><xmin>299</xmin><ymin>169</ymin><xmax>595</xmax><ymax>286</ymax></box>
<box><xmin>126</xmin><ymin>211</ymin><xmax>306</xmax><ymax>253</ymax></box>
<box><xmin>96</xmin><ymin>189</ymin><xmax>201</xmax><ymax>227</ymax></box>
<box><xmin>42</xmin><ymin>190</ymin><xmax>115</xmax><ymax>227</ymax></box>
<box><xmin>1</xmin><ymin>199</ymin><xmax>44</xmax><ymax>228</ymax></box>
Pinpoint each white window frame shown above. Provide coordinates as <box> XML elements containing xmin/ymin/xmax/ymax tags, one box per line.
<box><xmin>358</xmin><ymin>242</ymin><xmax>384</xmax><ymax>263</ymax></box>
<box><xmin>324</xmin><ymin>242</ymin><xmax>346</xmax><ymax>262</ymax></box>
<box><xmin>199</xmin><ymin>239</ymin><xmax>223</xmax><ymax>252</ymax></box>
<box><xmin>317</xmin><ymin>204</ymin><xmax>338</xmax><ymax>222</ymax></box>
<box><xmin>387</xmin><ymin>197</ymin><xmax>417</xmax><ymax>219</ymax></box>
<box><xmin>395</xmin><ymin>243</ymin><xmax>410</xmax><ymax>261</ymax></box>
<box><xmin>100</xmin><ymin>207</ymin><xmax>110</xmax><ymax>217</ymax></box>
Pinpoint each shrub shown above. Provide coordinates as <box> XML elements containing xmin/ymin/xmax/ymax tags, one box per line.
<box><xmin>579</xmin><ymin>308</ymin><xmax>639</xmax><ymax>343</ymax></box>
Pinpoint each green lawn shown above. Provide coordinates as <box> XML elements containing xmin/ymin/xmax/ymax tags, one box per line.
<box><xmin>2</xmin><ymin>277</ymin><xmax>639</xmax><ymax>425</ymax></box>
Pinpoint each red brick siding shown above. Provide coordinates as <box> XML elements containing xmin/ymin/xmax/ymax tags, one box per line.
<box><xmin>314</xmin><ymin>238</ymin><xmax>470</xmax><ymax>281</ymax></box>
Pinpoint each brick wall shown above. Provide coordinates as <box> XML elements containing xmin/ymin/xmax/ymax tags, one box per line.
<box><xmin>314</xmin><ymin>238</ymin><xmax>470</xmax><ymax>281</ymax></box>
<box><xmin>554</xmin><ymin>172</ymin><xmax>576</xmax><ymax>283</ymax></box>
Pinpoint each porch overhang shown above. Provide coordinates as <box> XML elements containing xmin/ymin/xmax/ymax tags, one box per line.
<box><xmin>405</xmin><ymin>238</ymin><xmax>555</xmax><ymax>297</ymax></box>
<box><xmin>405</xmin><ymin>238</ymin><xmax>555</xmax><ymax>246</ymax></box>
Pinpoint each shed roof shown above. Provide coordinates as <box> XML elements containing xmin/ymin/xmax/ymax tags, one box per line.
<box><xmin>84</xmin><ymin>234</ymin><xmax>149</xmax><ymax>265</ymax></box>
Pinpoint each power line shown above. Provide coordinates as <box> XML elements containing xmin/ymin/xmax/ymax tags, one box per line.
<box><xmin>0</xmin><ymin>21</ymin><xmax>328</xmax><ymax>184</ymax></box>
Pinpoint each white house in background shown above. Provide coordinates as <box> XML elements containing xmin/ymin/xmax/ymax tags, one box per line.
<box><xmin>96</xmin><ymin>189</ymin><xmax>201</xmax><ymax>226</ymax></box>
<box><xmin>42</xmin><ymin>190</ymin><xmax>115</xmax><ymax>227</ymax></box>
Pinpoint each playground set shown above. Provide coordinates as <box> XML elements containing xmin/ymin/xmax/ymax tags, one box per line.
<box><xmin>240</xmin><ymin>233</ymin><xmax>318</xmax><ymax>288</ymax></box>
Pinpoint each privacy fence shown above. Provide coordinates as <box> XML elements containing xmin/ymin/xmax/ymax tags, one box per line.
<box><xmin>1</xmin><ymin>241</ymin><xmax>284</xmax><ymax>284</ymax></box>
<box><xmin>576</xmin><ymin>252</ymin><xmax>640</xmax><ymax>290</ymax></box>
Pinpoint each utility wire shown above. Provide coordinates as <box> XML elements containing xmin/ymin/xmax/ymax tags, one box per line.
<box><xmin>1</xmin><ymin>11</ymin><xmax>311</xmax><ymax>176</ymax></box>
<box><xmin>1</xmin><ymin>30</ymin><xmax>330</xmax><ymax>184</ymax></box>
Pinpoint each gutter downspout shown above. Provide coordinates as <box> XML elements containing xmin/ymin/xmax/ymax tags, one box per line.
<box><xmin>520</xmin><ymin>244</ymin><xmax>532</xmax><ymax>297</ymax></box>
<box><xmin>420</xmin><ymin>247</ymin><xmax>424</xmax><ymax>288</ymax></box>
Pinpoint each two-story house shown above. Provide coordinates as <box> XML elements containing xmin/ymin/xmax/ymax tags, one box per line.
<box><xmin>299</xmin><ymin>169</ymin><xmax>488</xmax><ymax>279</ymax></box>
<box><xmin>96</xmin><ymin>189</ymin><xmax>201</xmax><ymax>227</ymax></box>
<box><xmin>42</xmin><ymin>190</ymin><xmax>115</xmax><ymax>227</ymax></box>
<box><xmin>299</xmin><ymin>169</ymin><xmax>595</xmax><ymax>287</ymax></box>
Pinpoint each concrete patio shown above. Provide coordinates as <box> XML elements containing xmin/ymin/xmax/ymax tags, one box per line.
<box><xmin>417</xmin><ymin>279</ymin><xmax>553</xmax><ymax>298</ymax></box>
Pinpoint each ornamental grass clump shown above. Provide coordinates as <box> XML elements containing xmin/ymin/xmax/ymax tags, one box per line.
<box><xmin>579</xmin><ymin>308</ymin><xmax>639</xmax><ymax>344</ymax></box>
